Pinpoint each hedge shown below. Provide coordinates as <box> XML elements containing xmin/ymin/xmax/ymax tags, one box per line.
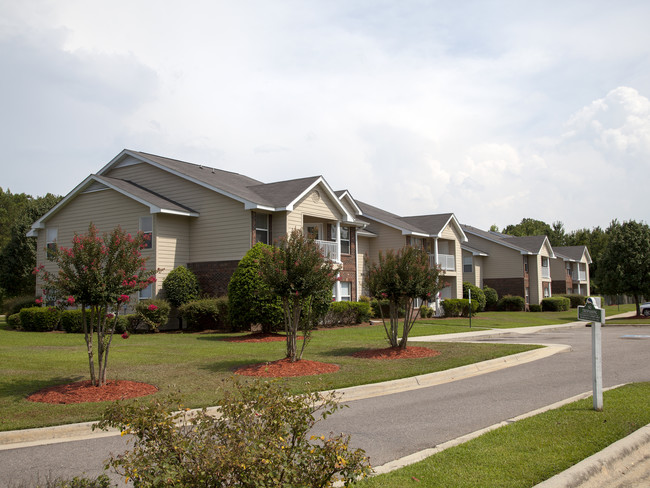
<box><xmin>555</xmin><ymin>294</ymin><xmax>586</xmax><ymax>308</ymax></box>
<box><xmin>483</xmin><ymin>286</ymin><xmax>499</xmax><ymax>310</ymax></box>
<box><xmin>529</xmin><ymin>304</ymin><xmax>542</xmax><ymax>312</ymax></box>
<box><xmin>463</xmin><ymin>282</ymin><xmax>486</xmax><ymax>311</ymax></box>
<box><xmin>321</xmin><ymin>301</ymin><xmax>371</xmax><ymax>327</ymax></box>
<box><xmin>441</xmin><ymin>298</ymin><xmax>480</xmax><ymax>317</ymax></box>
<box><xmin>496</xmin><ymin>295</ymin><xmax>526</xmax><ymax>311</ymax></box>
<box><xmin>541</xmin><ymin>296</ymin><xmax>571</xmax><ymax>312</ymax></box>
<box><xmin>135</xmin><ymin>299</ymin><xmax>171</xmax><ymax>332</ymax></box>
<box><xmin>19</xmin><ymin>307</ymin><xmax>60</xmax><ymax>331</ymax></box>
<box><xmin>370</xmin><ymin>299</ymin><xmax>405</xmax><ymax>318</ymax></box>
<box><xmin>61</xmin><ymin>309</ymin><xmax>131</xmax><ymax>334</ymax></box>
<box><xmin>419</xmin><ymin>304</ymin><xmax>434</xmax><ymax>318</ymax></box>
<box><xmin>179</xmin><ymin>298</ymin><xmax>228</xmax><ymax>331</ymax></box>
<box><xmin>7</xmin><ymin>313</ymin><xmax>21</xmax><ymax>329</ymax></box>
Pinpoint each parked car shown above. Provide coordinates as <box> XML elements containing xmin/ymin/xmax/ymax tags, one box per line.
<box><xmin>641</xmin><ymin>302</ymin><xmax>650</xmax><ymax>317</ymax></box>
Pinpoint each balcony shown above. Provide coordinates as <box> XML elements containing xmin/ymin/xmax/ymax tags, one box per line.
<box><xmin>429</xmin><ymin>253</ymin><xmax>455</xmax><ymax>271</ymax></box>
<box><xmin>572</xmin><ymin>270</ymin><xmax>587</xmax><ymax>281</ymax></box>
<box><xmin>315</xmin><ymin>240</ymin><xmax>339</xmax><ymax>261</ymax></box>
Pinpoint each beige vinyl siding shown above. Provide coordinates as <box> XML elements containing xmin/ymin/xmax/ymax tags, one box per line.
<box><xmin>439</xmin><ymin>225</ymin><xmax>463</xmax><ymax>298</ymax></box>
<box><xmin>36</xmin><ymin>189</ymin><xmax>154</xmax><ymax>293</ymax></box>
<box><xmin>106</xmin><ymin>161</ymin><xmax>250</xmax><ymax>261</ymax></box>
<box><xmin>287</xmin><ymin>188</ymin><xmax>341</xmax><ymax>232</ymax></box>
<box><xmin>365</xmin><ymin>222</ymin><xmax>405</xmax><ymax>264</ymax></box>
<box><xmin>462</xmin><ymin>250</ymin><xmax>480</xmax><ymax>287</ymax></box>
<box><xmin>156</xmin><ymin>213</ymin><xmax>191</xmax><ymax>286</ymax></box>
<box><xmin>470</xmin><ymin>235</ymin><xmax>523</xmax><ymax>278</ymax></box>
<box><xmin>529</xmin><ymin>255</ymin><xmax>542</xmax><ymax>304</ymax></box>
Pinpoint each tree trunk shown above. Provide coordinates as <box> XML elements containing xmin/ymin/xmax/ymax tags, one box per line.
<box><xmin>389</xmin><ymin>300</ymin><xmax>399</xmax><ymax>348</ymax></box>
<box><xmin>82</xmin><ymin>305</ymin><xmax>97</xmax><ymax>386</ymax></box>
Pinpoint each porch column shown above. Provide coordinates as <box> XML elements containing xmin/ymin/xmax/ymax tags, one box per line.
<box><xmin>334</xmin><ymin>221</ymin><xmax>341</xmax><ymax>301</ymax></box>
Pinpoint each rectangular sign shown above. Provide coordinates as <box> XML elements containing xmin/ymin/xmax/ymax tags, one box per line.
<box><xmin>578</xmin><ymin>303</ymin><xmax>605</xmax><ymax>323</ymax></box>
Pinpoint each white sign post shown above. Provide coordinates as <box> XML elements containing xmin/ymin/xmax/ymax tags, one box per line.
<box><xmin>578</xmin><ymin>297</ymin><xmax>605</xmax><ymax>411</ymax></box>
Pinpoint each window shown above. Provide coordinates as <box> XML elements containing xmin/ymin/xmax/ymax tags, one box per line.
<box><xmin>411</xmin><ymin>237</ymin><xmax>424</xmax><ymax>249</ymax></box>
<box><xmin>139</xmin><ymin>284</ymin><xmax>153</xmax><ymax>300</ymax></box>
<box><xmin>543</xmin><ymin>284</ymin><xmax>551</xmax><ymax>298</ymax></box>
<box><xmin>340</xmin><ymin>226</ymin><xmax>350</xmax><ymax>254</ymax></box>
<box><xmin>140</xmin><ymin>216</ymin><xmax>153</xmax><ymax>249</ymax></box>
<box><xmin>525</xmin><ymin>287</ymin><xmax>530</xmax><ymax>304</ymax></box>
<box><xmin>255</xmin><ymin>213</ymin><xmax>269</xmax><ymax>244</ymax></box>
<box><xmin>463</xmin><ymin>257</ymin><xmax>473</xmax><ymax>273</ymax></box>
<box><xmin>541</xmin><ymin>257</ymin><xmax>549</xmax><ymax>268</ymax></box>
<box><xmin>523</xmin><ymin>257</ymin><xmax>529</xmax><ymax>273</ymax></box>
<box><xmin>340</xmin><ymin>282</ymin><xmax>351</xmax><ymax>301</ymax></box>
<box><xmin>304</xmin><ymin>223</ymin><xmax>322</xmax><ymax>240</ymax></box>
<box><xmin>46</xmin><ymin>227</ymin><xmax>58</xmax><ymax>255</ymax></box>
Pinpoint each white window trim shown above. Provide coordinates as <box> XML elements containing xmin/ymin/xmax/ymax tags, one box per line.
<box><xmin>139</xmin><ymin>283</ymin><xmax>154</xmax><ymax>301</ymax></box>
<box><xmin>304</xmin><ymin>223</ymin><xmax>323</xmax><ymax>240</ymax></box>
<box><xmin>255</xmin><ymin>213</ymin><xmax>269</xmax><ymax>244</ymax></box>
<box><xmin>340</xmin><ymin>226</ymin><xmax>350</xmax><ymax>255</ymax></box>
<box><xmin>140</xmin><ymin>216</ymin><xmax>153</xmax><ymax>249</ymax></box>
<box><xmin>46</xmin><ymin>227</ymin><xmax>58</xmax><ymax>253</ymax></box>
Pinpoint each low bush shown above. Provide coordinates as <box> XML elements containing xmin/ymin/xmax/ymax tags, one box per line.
<box><xmin>162</xmin><ymin>265</ymin><xmax>200</xmax><ymax>308</ymax></box>
<box><xmin>556</xmin><ymin>294</ymin><xmax>586</xmax><ymax>308</ymax></box>
<box><xmin>441</xmin><ymin>298</ymin><xmax>480</xmax><ymax>317</ymax></box>
<box><xmin>135</xmin><ymin>299</ymin><xmax>171</xmax><ymax>332</ymax></box>
<box><xmin>529</xmin><ymin>304</ymin><xmax>542</xmax><ymax>312</ymax></box>
<box><xmin>321</xmin><ymin>301</ymin><xmax>372</xmax><ymax>327</ymax></box>
<box><xmin>419</xmin><ymin>304</ymin><xmax>433</xmax><ymax>318</ymax></box>
<box><xmin>463</xmin><ymin>282</ymin><xmax>486</xmax><ymax>311</ymax></box>
<box><xmin>19</xmin><ymin>307</ymin><xmax>60</xmax><ymax>331</ymax></box>
<box><xmin>179</xmin><ymin>298</ymin><xmax>221</xmax><ymax>331</ymax></box>
<box><xmin>9</xmin><ymin>474</ymin><xmax>112</xmax><ymax>488</ymax></box>
<box><xmin>483</xmin><ymin>286</ymin><xmax>499</xmax><ymax>310</ymax></box>
<box><xmin>370</xmin><ymin>299</ymin><xmax>405</xmax><ymax>318</ymax></box>
<box><xmin>7</xmin><ymin>313</ymin><xmax>21</xmax><ymax>329</ymax></box>
<box><xmin>496</xmin><ymin>295</ymin><xmax>526</xmax><ymax>312</ymax></box>
<box><xmin>95</xmin><ymin>379</ymin><xmax>371</xmax><ymax>488</ymax></box>
<box><xmin>541</xmin><ymin>296</ymin><xmax>571</xmax><ymax>312</ymax></box>
<box><xmin>61</xmin><ymin>310</ymin><xmax>84</xmax><ymax>333</ymax></box>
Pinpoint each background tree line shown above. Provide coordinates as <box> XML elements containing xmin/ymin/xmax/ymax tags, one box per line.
<box><xmin>0</xmin><ymin>188</ymin><xmax>62</xmax><ymax>301</ymax></box>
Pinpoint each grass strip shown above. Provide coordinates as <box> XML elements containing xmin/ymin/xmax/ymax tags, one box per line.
<box><xmin>0</xmin><ymin>322</ymin><xmax>538</xmax><ymax>431</ymax></box>
<box><xmin>358</xmin><ymin>382</ymin><xmax>650</xmax><ymax>488</ymax></box>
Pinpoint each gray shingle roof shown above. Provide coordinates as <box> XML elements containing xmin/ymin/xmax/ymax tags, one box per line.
<box><xmin>356</xmin><ymin>201</ymin><xmax>426</xmax><ymax>234</ymax></box>
<box><xmin>402</xmin><ymin>213</ymin><xmax>454</xmax><ymax>236</ymax></box>
<box><xmin>553</xmin><ymin>246</ymin><xmax>589</xmax><ymax>262</ymax></box>
<box><xmin>462</xmin><ymin>224</ymin><xmax>549</xmax><ymax>255</ymax></box>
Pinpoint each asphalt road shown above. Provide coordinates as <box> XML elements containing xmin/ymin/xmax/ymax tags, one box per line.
<box><xmin>1</xmin><ymin>324</ymin><xmax>649</xmax><ymax>487</ymax></box>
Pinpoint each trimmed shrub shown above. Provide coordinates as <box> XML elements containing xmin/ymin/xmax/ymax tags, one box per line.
<box><xmin>463</xmin><ymin>282</ymin><xmax>486</xmax><ymax>312</ymax></box>
<box><xmin>529</xmin><ymin>304</ymin><xmax>542</xmax><ymax>312</ymax></box>
<box><xmin>61</xmin><ymin>309</ymin><xmax>84</xmax><ymax>333</ymax></box>
<box><xmin>19</xmin><ymin>307</ymin><xmax>60</xmax><ymax>331</ymax></box>
<box><xmin>541</xmin><ymin>296</ymin><xmax>571</xmax><ymax>312</ymax></box>
<box><xmin>321</xmin><ymin>301</ymin><xmax>372</xmax><ymax>327</ymax></box>
<box><xmin>162</xmin><ymin>266</ymin><xmax>200</xmax><ymax>308</ymax></box>
<box><xmin>419</xmin><ymin>304</ymin><xmax>433</xmax><ymax>318</ymax></box>
<box><xmin>179</xmin><ymin>298</ymin><xmax>221</xmax><ymax>331</ymax></box>
<box><xmin>135</xmin><ymin>299</ymin><xmax>171</xmax><ymax>332</ymax></box>
<box><xmin>441</xmin><ymin>298</ymin><xmax>479</xmax><ymax>317</ymax></box>
<box><xmin>370</xmin><ymin>299</ymin><xmax>405</xmax><ymax>318</ymax></box>
<box><xmin>228</xmin><ymin>243</ymin><xmax>284</xmax><ymax>333</ymax></box>
<box><xmin>556</xmin><ymin>294</ymin><xmax>586</xmax><ymax>308</ymax></box>
<box><xmin>7</xmin><ymin>313</ymin><xmax>21</xmax><ymax>329</ymax></box>
<box><xmin>496</xmin><ymin>295</ymin><xmax>526</xmax><ymax>311</ymax></box>
<box><xmin>483</xmin><ymin>286</ymin><xmax>499</xmax><ymax>310</ymax></box>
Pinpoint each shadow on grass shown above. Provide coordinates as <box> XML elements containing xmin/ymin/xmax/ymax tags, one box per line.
<box><xmin>0</xmin><ymin>376</ymin><xmax>86</xmax><ymax>400</ymax></box>
<box><xmin>324</xmin><ymin>347</ymin><xmax>369</xmax><ymax>357</ymax></box>
<box><xmin>198</xmin><ymin>359</ymin><xmax>282</xmax><ymax>373</ymax></box>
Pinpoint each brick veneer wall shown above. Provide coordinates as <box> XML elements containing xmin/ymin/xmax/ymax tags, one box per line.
<box><xmin>552</xmin><ymin>280</ymin><xmax>568</xmax><ymax>294</ymax></box>
<box><xmin>339</xmin><ymin>227</ymin><xmax>357</xmax><ymax>300</ymax></box>
<box><xmin>188</xmin><ymin>261</ymin><xmax>239</xmax><ymax>297</ymax></box>
<box><xmin>484</xmin><ymin>277</ymin><xmax>525</xmax><ymax>299</ymax></box>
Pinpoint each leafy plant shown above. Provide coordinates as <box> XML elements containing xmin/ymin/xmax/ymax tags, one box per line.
<box><xmin>541</xmin><ymin>297</ymin><xmax>570</xmax><ymax>312</ymax></box>
<box><xmin>178</xmin><ymin>298</ymin><xmax>221</xmax><ymax>331</ymax></box>
<box><xmin>135</xmin><ymin>299</ymin><xmax>171</xmax><ymax>332</ymax></box>
<box><xmin>441</xmin><ymin>298</ymin><xmax>479</xmax><ymax>317</ymax></box>
<box><xmin>482</xmin><ymin>286</ymin><xmax>499</xmax><ymax>310</ymax></box>
<box><xmin>366</xmin><ymin>246</ymin><xmax>445</xmax><ymax>349</ymax></box>
<box><xmin>19</xmin><ymin>306</ymin><xmax>60</xmax><ymax>331</ymax></box>
<box><xmin>496</xmin><ymin>295</ymin><xmax>526</xmax><ymax>311</ymax></box>
<box><xmin>258</xmin><ymin>230</ymin><xmax>338</xmax><ymax>362</ymax></box>
<box><xmin>161</xmin><ymin>266</ymin><xmax>200</xmax><ymax>308</ymax></box>
<box><xmin>463</xmin><ymin>282</ymin><xmax>486</xmax><ymax>312</ymax></box>
<box><xmin>35</xmin><ymin>224</ymin><xmax>159</xmax><ymax>386</ymax></box>
<box><xmin>228</xmin><ymin>243</ymin><xmax>284</xmax><ymax>333</ymax></box>
<box><xmin>95</xmin><ymin>379</ymin><xmax>371</xmax><ymax>487</ymax></box>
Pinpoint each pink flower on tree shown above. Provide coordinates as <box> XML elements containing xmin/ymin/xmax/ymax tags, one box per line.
<box><xmin>118</xmin><ymin>294</ymin><xmax>130</xmax><ymax>304</ymax></box>
<box><xmin>67</xmin><ymin>296</ymin><xmax>75</xmax><ymax>305</ymax></box>
<box><xmin>35</xmin><ymin>298</ymin><xmax>43</xmax><ymax>305</ymax></box>
<box><xmin>147</xmin><ymin>304</ymin><xmax>158</xmax><ymax>311</ymax></box>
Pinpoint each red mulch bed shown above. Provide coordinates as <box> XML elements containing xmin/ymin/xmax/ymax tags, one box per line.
<box><xmin>235</xmin><ymin>358</ymin><xmax>340</xmax><ymax>377</ymax></box>
<box><xmin>352</xmin><ymin>346</ymin><xmax>441</xmax><ymax>360</ymax></box>
<box><xmin>27</xmin><ymin>380</ymin><xmax>158</xmax><ymax>404</ymax></box>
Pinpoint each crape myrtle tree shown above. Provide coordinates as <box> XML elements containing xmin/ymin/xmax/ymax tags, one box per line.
<box><xmin>366</xmin><ymin>246</ymin><xmax>446</xmax><ymax>349</ymax></box>
<box><xmin>597</xmin><ymin>219</ymin><xmax>650</xmax><ymax>316</ymax></box>
<box><xmin>258</xmin><ymin>229</ymin><xmax>338</xmax><ymax>362</ymax></box>
<box><xmin>36</xmin><ymin>224</ymin><xmax>159</xmax><ymax>386</ymax></box>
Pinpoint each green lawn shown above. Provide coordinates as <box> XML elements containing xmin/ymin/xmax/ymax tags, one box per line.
<box><xmin>0</xmin><ymin>319</ymin><xmax>538</xmax><ymax>431</ymax></box>
<box><xmin>358</xmin><ymin>382</ymin><xmax>650</xmax><ymax>488</ymax></box>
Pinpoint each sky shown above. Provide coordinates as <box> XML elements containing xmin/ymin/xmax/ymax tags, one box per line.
<box><xmin>1</xmin><ymin>0</ymin><xmax>649</xmax><ymax>232</ymax></box>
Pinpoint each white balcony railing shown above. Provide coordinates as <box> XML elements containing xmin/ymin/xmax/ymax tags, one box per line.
<box><xmin>572</xmin><ymin>270</ymin><xmax>587</xmax><ymax>281</ymax></box>
<box><xmin>542</xmin><ymin>267</ymin><xmax>550</xmax><ymax>279</ymax></box>
<box><xmin>429</xmin><ymin>253</ymin><xmax>455</xmax><ymax>271</ymax></box>
<box><xmin>315</xmin><ymin>240</ymin><xmax>339</xmax><ymax>261</ymax></box>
